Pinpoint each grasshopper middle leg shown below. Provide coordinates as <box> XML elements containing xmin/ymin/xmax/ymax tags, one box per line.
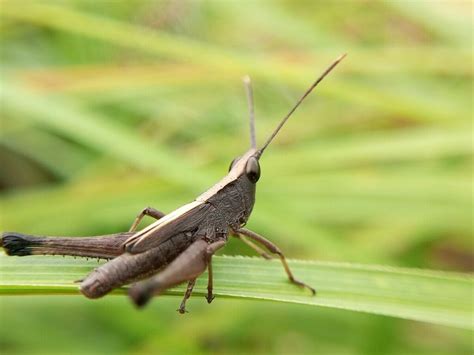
<box><xmin>161</xmin><ymin>261</ymin><xmax>215</xmax><ymax>314</ymax></box>
<box><xmin>177</xmin><ymin>279</ymin><xmax>196</xmax><ymax>314</ymax></box>
<box><xmin>205</xmin><ymin>259</ymin><xmax>216</xmax><ymax>304</ymax></box>
<box><xmin>129</xmin><ymin>207</ymin><xmax>166</xmax><ymax>232</ymax></box>
<box><xmin>235</xmin><ymin>228</ymin><xmax>316</xmax><ymax>295</ymax></box>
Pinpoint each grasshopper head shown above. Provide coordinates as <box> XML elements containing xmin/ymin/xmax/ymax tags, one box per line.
<box><xmin>227</xmin><ymin>149</ymin><xmax>260</xmax><ymax>184</ymax></box>
<box><xmin>197</xmin><ymin>55</ymin><xmax>346</xmax><ymax>202</ymax></box>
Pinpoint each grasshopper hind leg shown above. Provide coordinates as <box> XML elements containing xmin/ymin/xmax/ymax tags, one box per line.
<box><xmin>128</xmin><ymin>239</ymin><xmax>226</xmax><ymax>310</ymax></box>
<box><xmin>1</xmin><ymin>232</ymin><xmax>132</xmax><ymax>259</ymax></box>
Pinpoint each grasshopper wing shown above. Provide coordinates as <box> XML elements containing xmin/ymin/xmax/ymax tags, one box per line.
<box><xmin>123</xmin><ymin>201</ymin><xmax>211</xmax><ymax>254</ymax></box>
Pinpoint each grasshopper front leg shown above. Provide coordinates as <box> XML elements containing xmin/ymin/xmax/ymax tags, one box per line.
<box><xmin>235</xmin><ymin>228</ymin><xmax>316</xmax><ymax>295</ymax></box>
<box><xmin>128</xmin><ymin>239</ymin><xmax>226</xmax><ymax>309</ymax></box>
<box><xmin>233</xmin><ymin>234</ymin><xmax>272</xmax><ymax>260</ymax></box>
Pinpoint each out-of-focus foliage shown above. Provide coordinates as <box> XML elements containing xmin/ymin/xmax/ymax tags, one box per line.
<box><xmin>0</xmin><ymin>0</ymin><xmax>472</xmax><ymax>354</ymax></box>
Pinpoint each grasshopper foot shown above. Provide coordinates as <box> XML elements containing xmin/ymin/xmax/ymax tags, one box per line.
<box><xmin>177</xmin><ymin>306</ymin><xmax>189</xmax><ymax>314</ymax></box>
<box><xmin>206</xmin><ymin>293</ymin><xmax>215</xmax><ymax>304</ymax></box>
<box><xmin>291</xmin><ymin>278</ymin><xmax>316</xmax><ymax>296</ymax></box>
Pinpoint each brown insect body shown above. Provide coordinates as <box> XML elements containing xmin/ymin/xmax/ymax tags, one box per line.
<box><xmin>81</xmin><ymin>231</ymin><xmax>197</xmax><ymax>299</ymax></box>
<box><xmin>81</xmin><ymin>149</ymin><xmax>259</xmax><ymax>302</ymax></box>
<box><xmin>1</xmin><ymin>54</ymin><xmax>346</xmax><ymax>311</ymax></box>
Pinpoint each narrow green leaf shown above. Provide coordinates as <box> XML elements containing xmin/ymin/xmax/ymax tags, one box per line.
<box><xmin>0</xmin><ymin>128</ymin><xmax>93</xmax><ymax>178</ymax></box>
<box><xmin>0</xmin><ymin>254</ymin><xmax>471</xmax><ymax>329</ymax></box>
<box><xmin>1</xmin><ymin>82</ymin><xmax>211</xmax><ymax>190</ymax></box>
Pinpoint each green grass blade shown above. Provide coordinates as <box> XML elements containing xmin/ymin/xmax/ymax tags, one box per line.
<box><xmin>0</xmin><ymin>254</ymin><xmax>471</xmax><ymax>329</ymax></box>
<box><xmin>1</xmin><ymin>82</ymin><xmax>211</xmax><ymax>190</ymax></box>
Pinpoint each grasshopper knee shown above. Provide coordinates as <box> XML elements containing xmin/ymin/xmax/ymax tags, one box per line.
<box><xmin>80</xmin><ymin>274</ymin><xmax>113</xmax><ymax>299</ymax></box>
<box><xmin>1</xmin><ymin>233</ymin><xmax>34</xmax><ymax>256</ymax></box>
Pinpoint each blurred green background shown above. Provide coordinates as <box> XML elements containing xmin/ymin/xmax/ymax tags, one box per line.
<box><xmin>0</xmin><ymin>0</ymin><xmax>472</xmax><ymax>354</ymax></box>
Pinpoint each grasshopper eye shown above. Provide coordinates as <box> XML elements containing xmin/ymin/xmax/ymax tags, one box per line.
<box><xmin>245</xmin><ymin>156</ymin><xmax>260</xmax><ymax>183</ymax></box>
<box><xmin>228</xmin><ymin>157</ymin><xmax>239</xmax><ymax>172</ymax></box>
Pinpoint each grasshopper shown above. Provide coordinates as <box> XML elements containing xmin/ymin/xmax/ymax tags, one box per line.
<box><xmin>1</xmin><ymin>54</ymin><xmax>345</xmax><ymax>312</ymax></box>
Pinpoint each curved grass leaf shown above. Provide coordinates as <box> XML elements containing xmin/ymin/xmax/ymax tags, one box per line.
<box><xmin>0</xmin><ymin>253</ymin><xmax>471</xmax><ymax>330</ymax></box>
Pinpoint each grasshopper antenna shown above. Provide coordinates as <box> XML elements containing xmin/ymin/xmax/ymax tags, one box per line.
<box><xmin>243</xmin><ymin>75</ymin><xmax>257</xmax><ymax>149</ymax></box>
<box><xmin>256</xmin><ymin>53</ymin><xmax>347</xmax><ymax>158</ymax></box>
